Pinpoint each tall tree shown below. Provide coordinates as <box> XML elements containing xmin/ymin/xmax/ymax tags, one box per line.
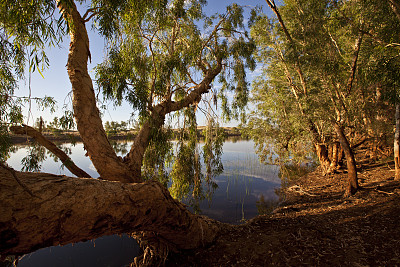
<box><xmin>246</xmin><ymin>0</ymin><xmax>399</xmax><ymax>195</ymax></box>
<box><xmin>0</xmin><ymin>0</ymin><xmax>256</xmax><ymax>264</ymax></box>
<box><xmin>387</xmin><ymin>0</ymin><xmax>400</xmax><ymax>179</ymax></box>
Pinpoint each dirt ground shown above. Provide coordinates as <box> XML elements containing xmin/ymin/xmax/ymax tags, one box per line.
<box><xmin>167</xmin><ymin>157</ymin><xmax>400</xmax><ymax>266</ymax></box>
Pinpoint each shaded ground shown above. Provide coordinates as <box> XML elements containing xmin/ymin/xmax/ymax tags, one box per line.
<box><xmin>168</xmin><ymin>160</ymin><xmax>400</xmax><ymax>266</ymax></box>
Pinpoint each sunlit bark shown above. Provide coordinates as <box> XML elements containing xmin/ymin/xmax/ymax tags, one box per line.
<box><xmin>57</xmin><ymin>0</ymin><xmax>137</xmax><ymax>183</ymax></box>
<box><xmin>0</xmin><ymin>165</ymin><xmax>224</xmax><ymax>257</ymax></box>
<box><xmin>334</xmin><ymin>122</ymin><xmax>358</xmax><ymax>196</ymax></box>
<box><xmin>328</xmin><ymin>142</ymin><xmax>340</xmax><ymax>174</ymax></box>
<box><xmin>315</xmin><ymin>143</ymin><xmax>330</xmax><ymax>175</ymax></box>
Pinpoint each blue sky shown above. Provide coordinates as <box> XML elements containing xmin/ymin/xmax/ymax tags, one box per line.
<box><xmin>17</xmin><ymin>0</ymin><xmax>274</xmax><ymax>128</ymax></box>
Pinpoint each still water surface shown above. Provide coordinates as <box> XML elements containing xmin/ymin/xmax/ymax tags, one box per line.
<box><xmin>7</xmin><ymin>140</ymin><xmax>280</xmax><ymax>267</ymax></box>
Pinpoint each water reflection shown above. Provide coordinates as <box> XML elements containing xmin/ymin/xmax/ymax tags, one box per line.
<box><xmin>18</xmin><ymin>235</ymin><xmax>140</xmax><ymax>267</ymax></box>
<box><xmin>7</xmin><ymin>140</ymin><xmax>281</xmax><ymax>266</ymax></box>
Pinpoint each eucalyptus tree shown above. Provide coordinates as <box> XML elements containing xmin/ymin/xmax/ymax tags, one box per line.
<box><xmin>375</xmin><ymin>0</ymin><xmax>400</xmax><ymax>179</ymax></box>
<box><xmin>0</xmin><ymin>0</ymin><xmax>61</xmax><ymax>161</ymax></box>
<box><xmin>0</xmin><ymin>0</ymin><xmax>256</xmax><ymax>264</ymax></box>
<box><xmin>246</xmin><ymin>0</ymin><xmax>399</xmax><ymax>196</ymax></box>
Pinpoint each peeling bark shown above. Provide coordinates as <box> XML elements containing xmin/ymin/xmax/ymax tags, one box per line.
<box><xmin>57</xmin><ymin>0</ymin><xmax>137</xmax><ymax>183</ymax></box>
<box><xmin>334</xmin><ymin>122</ymin><xmax>358</xmax><ymax>196</ymax></box>
<box><xmin>0</xmin><ymin>165</ymin><xmax>224</xmax><ymax>257</ymax></box>
<box><xmin>327</xmin><ymin>142</ymin><xmax>340</xmax><ymax>174</ymax></box>
<box><xmin>10</xmin><ymin>125</ymin><xmax>91</xmax><ymax>178</ymax></box>
<box><xmin>315</xmin><ymin>143</ymin><xmax>330</xmax><ymax>175</ymax></box>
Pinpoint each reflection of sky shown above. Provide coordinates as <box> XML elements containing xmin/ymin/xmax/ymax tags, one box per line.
<box><xmin>7</xmin><ymin>140</ymin><xmax>281</xmax><ymax>265</ymax></box>
<box><xmin>18</xmin><ymin>235</ymin><xmax>140</xmax><ymax>267</ymax></box>
<box><xmin>190</xmin><ymin>174</ymin><xmax>280</xmax><ymax>224</ymax></box>
<box><xmin>195</xmin><ymin>140</ymin><xmax>281</xmax><ymax>224</ymax></box>
<box><xmin>7</xmin><ymin>143</ymin><xmax>100</xmax><ymax>178</ymax></box>
<box><xmin>7</xmin><ymin>141</ymin><xmax>280</xmax><ymax>223</ymax></box>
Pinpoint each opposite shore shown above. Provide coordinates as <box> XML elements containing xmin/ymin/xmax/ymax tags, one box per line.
<box><xmin>10</xmin><ymin>126</ymin><xmax>243</xmax><ymax>144</ymax></box>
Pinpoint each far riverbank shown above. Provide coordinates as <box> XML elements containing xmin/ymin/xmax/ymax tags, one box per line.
<box><xmin>10</xmin><ymin>126</ymin><xmax>244</xmax><ymax>144</ymax></box>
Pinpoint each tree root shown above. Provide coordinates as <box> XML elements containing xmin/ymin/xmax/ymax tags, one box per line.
<box><xmin>131</xmin><ymin>232</ymin><xmax>171</xmax><ymax>267</ymax></box>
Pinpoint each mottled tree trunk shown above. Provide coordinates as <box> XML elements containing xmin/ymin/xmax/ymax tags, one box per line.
<box><xmin>57</xmin><ymin>1</ymin><xmax>137</xmax><ymax>183</ymax></box>
<box><xmin>0</xmin><ymin>165</ymin><xmax>224</xmax><ymax>258</ymax></box>
<box><xmin>334</xmin><ymin>122</ymin><xmax>358</xmax><ymax>196</ymax></box>
<box><xmin>328</xmin><ymin>142</ymin><xmax>340</xmax><ymax>174</ymax></box>
<box><xmin>395</xmin><ymin>103</ymin><xmax>400</xmax><ymax>179</ymax></box>
<box><xmin>315</xmin><ymin>143</ymin><xmax>330</xmax><ymax>175</ymax></box>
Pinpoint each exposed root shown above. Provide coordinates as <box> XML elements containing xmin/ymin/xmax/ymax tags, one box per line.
<box><xmin>131</xmin><ymin>232</ymin><xmax>171</xmax><ymax>267</ymax></box>
<box><xmin>286</xmin><ymin>185</ymin><xmax>316</xmax><ymax>196</ymax></box>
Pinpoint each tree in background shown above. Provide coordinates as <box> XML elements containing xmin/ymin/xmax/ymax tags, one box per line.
<box><xmin>104</xmin><ymin>120</ymin><xmax>128</xmax><ymax>134</ymax></box>
<box><xmin>245</xmin><ymin>0</ymin><xmax>400</xmax><ymax>196</ymax></box>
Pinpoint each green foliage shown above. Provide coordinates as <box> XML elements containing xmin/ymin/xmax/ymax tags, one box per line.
<box><xmin>95</xmin><ymin>1</ymin><xmax>256</xmax><ymax>122</ymax></box>
<box><xmin>93</xmin><ymin>0</ymin><xmax>256</xmax><ymax>205</ymax></box>
<box><xmin>0</xmin><ymin>0</ymin><xmax>64</xmax><ymax>83</ymax></box>
<box><xmin>47</xmin><ymin>110</ymin><xmax>75</xmax><ymax>132</ymax></box>
<box><xmin>246</xmin><ymin>0</ymin><xmax>400</xmax><ymax>165</ymax></box>
<box><xmin>202</xmin><ymin>118</ymin><xmax>225</xmax><ymax>184</ymax></box>
<box><xmin>104</xmin><ymin>120</ymin><xmax>128</xmax><ymax>134</ymax></box>
<box><xmin>169</xmin><ymin>106</ymin><xmax>202</xmax><ymax>202</ymax></box>
<box><xmin>21</xmin><ymin>143</ymin><xmax>46</xmax><ymax>172</ymax></box>
<box><xmin>0</xmin><ymin>124</ymin><xmax>12</xmax><ymax>162</ymax></box>
<box><xmin>0</xmin><ymin>0</ymin><xmax>64</xmax><ymax>162</ymax></box>
<box><xmin>142</xmin><ymin>126</ymin><xmax>174</xmax><ymax>186</ymax></box>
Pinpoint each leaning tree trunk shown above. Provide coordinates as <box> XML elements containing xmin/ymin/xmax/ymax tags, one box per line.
<box><xmin>333</xmin><ymin>122</ymin><xmax>358</xmax><ymax>196</ymax></box>
<box><xmin>57</xmin><ymin>0</ymin><xmax>137</xmax><ymax>183</ymax></box>
<box><xmin>0</xmin><ymin>165</ymin><xmax>225</xmax><ymax>260</ymax></box>
<box><xmin>395</xmin><ymin>103</ymin><xmax>400</xmax><ymax>179</ymax></box>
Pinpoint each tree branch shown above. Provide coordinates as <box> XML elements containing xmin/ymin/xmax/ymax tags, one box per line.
<box><xmin>265</xmin><ymin>0</ymin><xmax>308</xmax><ymax>95</ymax></box>
<box><xmin>346</xmin><ymin>31</ymin><xmax>363</xmax><ymax>96</ymax></box>
<box><xmin>165</xmin><ymin>61</ymin><xmax>222</xmax><ymax>114</ymax></box>
<box><xmin>82</xmin><ymin>8</ymin><xmax>99</xmax><ymax>22</ymax></box>
<box><xmin>388</xmin><ymin>0</ymin><xmax>400</xmax><ymax>21</ymax></box>
<box><xmin>56</xmin><ymin>0</ymin><xmax>136</xmax><ymax>183</ymax></box>
<box><xmin>10</xmin><ymin>125</ymin><xmax>91</xmax><ymax>178</ymax></box>
<box><xmin>0</xmin><ymin>167</ymin><xmax>225</xmax><ymax>256</ymax></box>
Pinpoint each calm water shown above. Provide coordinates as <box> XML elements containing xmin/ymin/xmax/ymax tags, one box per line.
<box><xmin>7</xmin><ymin>140</ymin><xmax>280</xmax><ymax>267</ymax></box>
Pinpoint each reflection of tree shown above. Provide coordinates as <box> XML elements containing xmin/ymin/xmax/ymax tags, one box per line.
<box><xmin>47</xmin><ymin>144</ymin><xmax>73</xmax><ymax>170</ymax></box>
<box><xmin>256</xmin><ymin>194</ymin><xmax>279</xmax><ymax>215</ymax></box>
<box><xmin>110</xmin><ymin>141</ymin><xmax>128</xmax><ymax>155</ymax></box>
<box><xmin>21</xmin><ymin>142</ymin><xmax>46</xmax><ymax>172</ymax></box>
<box><xmin>278</xmin><ymin>163</ymin><xmax>316</xmax><ymax>190</ymax></box>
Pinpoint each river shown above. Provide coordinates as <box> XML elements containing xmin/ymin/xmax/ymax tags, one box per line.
<box><xmin>7</xmin><ymin>139</ymin><xmax>281</xmax><ymax>267</ymax></box>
